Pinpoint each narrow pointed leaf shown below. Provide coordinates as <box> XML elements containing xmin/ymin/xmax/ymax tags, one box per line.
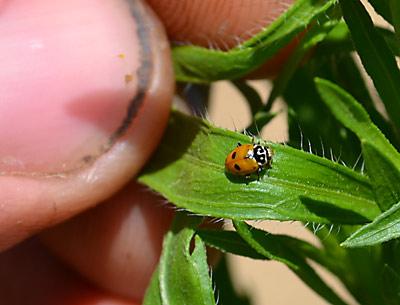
<box><xmin>173</xmin><ymin>0</ymin><xmax>336</xmax><ymax>83</ymax></box>
<box><xmin>368</xmin><ymin>0</ymin><xmax>392</xmax><ymax>24</ymax></box>
<box><xmin>159</xmin><ymin>214</ymin><xmax>216</xmax><ymax>305</ymax></box>
<box><xmin>139</xmin><ymin>111</ymin><xmax>379</xmax><ymax>224</ymax></box>
<box><xmin>314</xmin><ymin>22</ymin><xmax>353</xmax><ymax>56</ymax></box>
<box><xmin>213</xmin><ymin>256</ymin><xmax>251</xmax><ymax>305</ymax></box>
<box><xmin>378</xmin><ymin>28</ymin><xmax>400</xmax><ymax>57</ymax></box>
<box><xmin>381</xmin><ymin>264</ymin><xmax>400</xmax><ymax>305</ymax></box>
<box><xmin>232</xmin><ymin>81</ymin><xmax>263</xmax><ymax>115</ymax></box>
<box><xmin>284</xmin><ymin>67</ymin><xmax>361</xmax><ymax>165</ymax></box>
<box><xmin>340</xmin><ymin>0</ymin><xmax>400</xmax><ymax>133</ymax></box>
<box><xmin>198</xmin><ymin>227</ymin><xmax>336</xmax><ymax>276</ymax></box>
<box><xmin>314</xmin><ymin>78</ymin><xmax>399</xmax><ymax>159</ymax></box>
<box><xmin>246</xmin><ymin>110</ymin><xmax>277</xmax><ymax>135</ymax></box>
<box><xmin>196</xmin><ymin>229</ymin><xmax>264</xmax><ymax>260</ymax></box>
<box><xmin>199</xmin><ymin>226</ymin><xmax>355</xmax><ymax>304</ymax></box>
<box><xmin>390</xmin><ymin>0</ymin><xmax>400</xmax><ymax>46</ymax></box>
<box><xmin>331</xmin><ymin>54</ymin><xmax>398</xmax><ymax>149</ymax></box>
<box><xmin>315</xmin><ymin>25</ymin><xmax>400</xmax><ymax>65</ymax></box>
<box><xmin>233</xmin><ymin>221</ymin><xmax>349</xmax><ymax>305</ymax></box>
<box><xmin>310</xmin><ymin>226</ymin><xmax>384</xmax><ymax>305</ymax></box>
<box><xmin>315</xmin><ymin>78</ymin><xmax>400</xmax><ymax>211</ymax></box>
<box><xmin>342</xmin><ymin>201</ymin><xmax>400</xmax><ymax>247</ymax></box>
<box><xmin>291</xmin><ymin>261</ymin><xmax>350</xmax><ymax>305</ymax></box>
<box><xmin>233</xmin><ymin>221</ymin><xmax>299</xmax><ymax>269</ymax></box>
<box><xmin>362</xmin><ymin>143</ymin><xmax>400</xmax><ymax>211</ymax></box>
<box><xmin>143</xmin><ymin>268</ymin><xmax>162</xmax><ymax>305</ymax></box>
<box><xmin>267</xmin><ymin>15</ymin><xmax>339</xmax><ymax>106</ymax></box>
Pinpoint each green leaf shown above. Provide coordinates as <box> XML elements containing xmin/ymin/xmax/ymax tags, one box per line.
<box><xmin>315</xmin><ymin>78</ymin><xmax>400</xmax><ymax>211</ymax></box>
<box><xmin>378</xmin><ymin>27</ymin><xmax>400</xmax><ymax>57</ymax></box>
<box><xmin>233</xmin><ymin>221</ymin><xmax>299</xmax><ymax>269</ymax></box>
<box><xmin>267</xmin><ymin>14</ymin><xmax>340</xmax><ymax>107</ymax></box>
<box><xmin>381</xmin><ymin>264</ymin><xmax>400</xmax><ymax>305</ymax></box>
<box><xmin>179</xmin><ymin>83</ymin><xmax>211</xmax><ymax>116</ymax></box>
<box><xmin>342</xmin><ymin>201</ymin><xmax>400</xmax><ymax>247</ymax></box>
<box><xmin>139</xmin><ymin>111</ymin><xmax>380</xmax><ymax>224</ymax></box>
<box><xmin>339</xmin><ymin>0</ymin><xmax>400</xmax><ymax>134</ymax></box>
<box><xmin>158</xmin><ymin>213</ymin><xmax>216</xmax><ymax>305</ymax></box>
<box><xmin>310</xmin><ymin>225</ymin><xmax>384</xmax><ymax>305</ymax></box>
<box><xmin>197</xmin><ymin>229</ymin><xmax>265</xmax><ymax>260</ymax></box>
<box><xmin>233</xmin><ymin>221</ymin><xmax>349</xmax><ymax>305</ymax></box>
<box><xmin>368</xmin><ymin>0</ymin><xmax>392</xmax><ymax>24</ymax></box>
<box><xmin>172</xmin><ymin>0</ymin><xmax>336</xmax><ymax>83</ymax></box>
<box><xmin>231</xmin><ymin>81</ymin><xmax>264</xmax><ymax>115</ymax></box>
<box><xmin>285</xmin><ymin>67</ymin><xmax>362</xmax><ymax>166</ymax></box>
<box><xmin>362</xmin><ymin>143</ymin><xmax>400</xmax><ymax>211</ymax></box>
<box><xmin>315</xmin><ymin>25</ymin><xmax>400</xmax><ymax>59</ymax></box>
<box><xmin>328</xmin><ymin>54</ymin><xmax>398</xmax><ymax>149</ymax></box>
<box><xmin>199</xmin><ymin>228</ymin><xmax>349</xmax><ymax>305</ymax></box>
<box><xmin>246</xmin><ymin>110</ymin><xmax>277</xmax><ymax>135</ymax></box>
<box><xmin>143</xmin><ymin>267</ymin><xmax>162</xmax><ymax>305</ymax></box>
<box><xmin>314</xmin><ymin>22</ymin><xmax>354</xmax><ymax>57</ymax></box>
<box><xmin>231</xmin><ymin>81</ymin><xmax>277</xmax><ymax>133</ymax></box>
<box><xmin>382</xmin><ymin>240</ymin><xmax>400</xmax><ymax>278</ymax></box>
<box><xmin>199</xmin><ymin>227</ymin><xmax>337</xmax><ymax>276</ymax></box>
<box><xmin>390</xmin><ymin>0</ymin><xmax>400</xmax><ymax>48</ymax></box>
<box><xmin>212</xmin><ymin>256</ymin><xmax>252</xmax><ymax>305</ymax></box>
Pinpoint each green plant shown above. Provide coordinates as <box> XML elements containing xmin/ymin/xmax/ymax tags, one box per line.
<box><xmin>140</xmin><ymin>1</ymin><xmax>400</xmax><ymax>304</ymax></box>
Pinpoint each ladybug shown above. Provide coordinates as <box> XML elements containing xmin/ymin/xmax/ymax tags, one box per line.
<box><xmin>225</xmin><ymin>142</ymin><xmax>273</xmax><ymax>180</ymax></box>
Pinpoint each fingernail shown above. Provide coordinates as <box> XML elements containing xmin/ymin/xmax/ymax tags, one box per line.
<box><xmin>0</xmin><ymin>0</ymin><xmax>174</xmax><ymax>252</ymax></box>
<box><xmin>0</xmin><ymin>0</ymin><xmax>151</xmax><ymax>173</ymax></box>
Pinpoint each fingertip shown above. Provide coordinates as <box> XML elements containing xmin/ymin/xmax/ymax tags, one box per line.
<box><xmin>147</xmin><ymin>0</ymin><xmax>294</xmax><ymax>49</ymax></box>
<box><xmin>147</xmin><ymin>0</ymin><xmax>298</xmax><ymax>78</ymax></box>
<box><xmin>41</xmin><ymin>181</ymin><xmax>173</xmax><ymax>301</ymax></box>
<box><xmin>0</xmin><ymin>239</ymin><xmax>140</xmax><ymax>305</ymax></box>
<box><xmin>0</xmin><ymin>0</ymin><xmax>173</xmax><ymax>251</ymax></box>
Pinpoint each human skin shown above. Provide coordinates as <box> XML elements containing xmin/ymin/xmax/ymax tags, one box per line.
<box><xmin>0</xmin><ymin>0</ymin><xmax>293</xmax><ymax>304</ymax></box>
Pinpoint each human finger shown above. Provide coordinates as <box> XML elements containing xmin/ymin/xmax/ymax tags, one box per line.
<box><xmin>0</xmin><ymin>0</ymin><xmax>173</xmax><ymax>251</ymax></box>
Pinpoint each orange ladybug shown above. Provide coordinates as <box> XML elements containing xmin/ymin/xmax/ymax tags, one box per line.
<box><xmin>225</xmin><ymin>143</ymin><xmax>273</xmax><ymax>179</ymax></box>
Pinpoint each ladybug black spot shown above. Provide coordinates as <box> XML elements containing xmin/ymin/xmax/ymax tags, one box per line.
<box><xmin>231</xmin><ymin>151</ymin><xmax>237</xmax><ymax>159</ymax></box>
<box><xmin>234</xmin><ymin>164</ymin><xmax>241</xmax><ymax>171</ymax></box>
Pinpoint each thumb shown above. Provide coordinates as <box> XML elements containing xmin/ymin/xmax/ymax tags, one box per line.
<box><xmin>0</xmin><ymin>0</ymin><xmax>173</xmax><ymax>251</ymax></box>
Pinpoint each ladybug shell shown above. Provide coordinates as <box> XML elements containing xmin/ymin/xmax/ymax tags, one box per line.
<box><xmin>225</xmin><ymin>144</ymin><xmax>259</xmax><ymax>176</ymax></box>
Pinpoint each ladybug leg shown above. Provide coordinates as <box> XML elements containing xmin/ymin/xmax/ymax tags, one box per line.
<box><xmin>237</xmin><ymin>142</ymin><xmax>242</xmax><ymax>147</ymax></box>
<box><xmin>257</xmin><ymin>167</ymin><xmax>263</xmax><ymax>181</ymax></box>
